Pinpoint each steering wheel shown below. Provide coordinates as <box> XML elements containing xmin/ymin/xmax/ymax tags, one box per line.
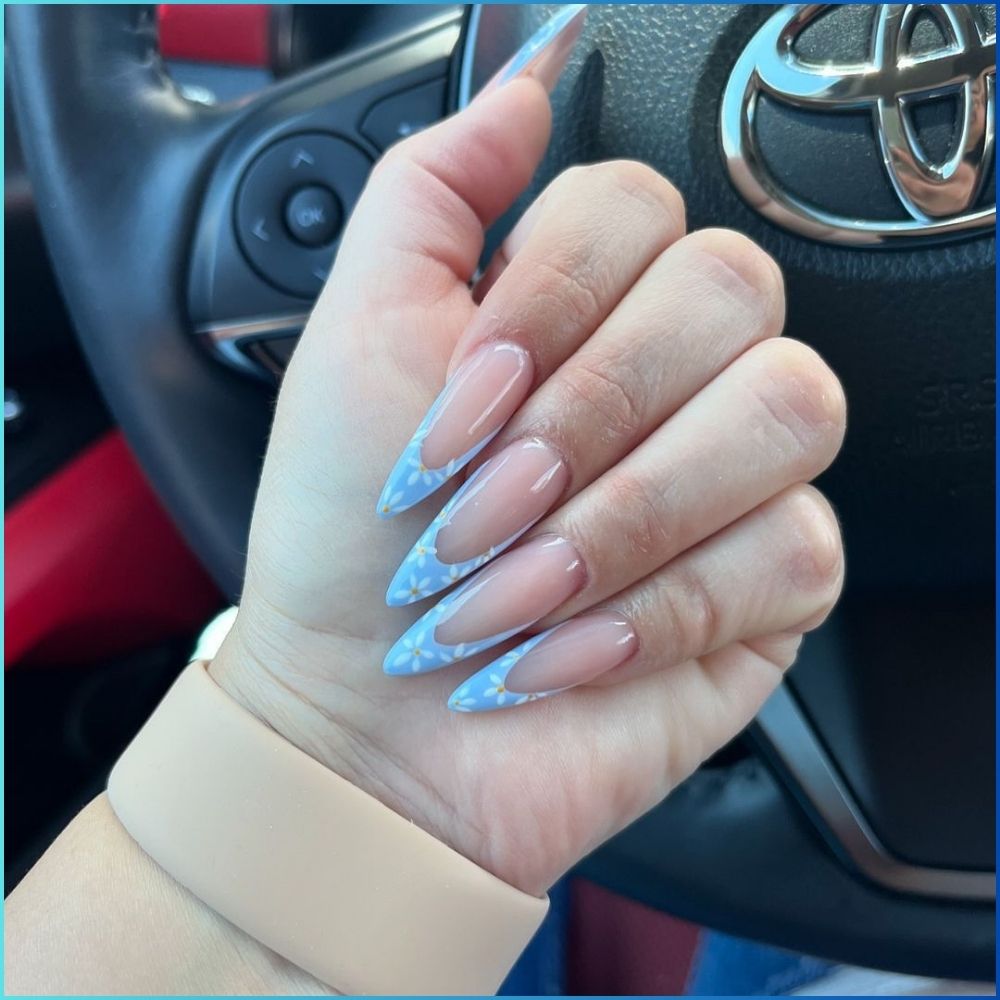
<box><xmin>8</xmin><ymin>4</ymin><xmax>994</xmax><ymax>979</ymax></box>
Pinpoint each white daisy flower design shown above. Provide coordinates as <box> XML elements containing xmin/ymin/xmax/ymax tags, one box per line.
<box><xmin>440</xmin><ymin>564</ymin><xmax>463</xmax><ymax>587</ymax></box>
<box><xmin>439</xmin><ymin>643</ymin><xmax>467</xmax><ymax>665</ymax></box>
<box><xmin>379</xmin><ymin>490</ymin><xmax>404</xmax><ymax>516</ymax></box>
<box><xmin>406</xmin><ymin>456</ymin><xmax>436</xmax><ymax>487</ymax></box>
<box><xmin>408</xmin><ymin>541</ymin><xmax>436</xmax><ymax>568</ymax></box>
<box><xmin>451</xmin><ymin>686</ymin><xmax>477</xmax><ymax>712</ymax></box>
<box><xmin>391</xmin><ymin>631</ymin><xmax>434</xmax><ymax>673</ymax></box>
<box><xmin>495</xmin><ymin>649</ymin><xmax>523</xmax><ymax>672</ymax></box>
<box><xmin>393</xmin><ymin>574</ymin><xmax>432</xmax><ymax>603</ymax></box>
<box><xmin>483</xmin><ymin>673</ymin><xmax>509</xmax><ymax>706</ymax></box>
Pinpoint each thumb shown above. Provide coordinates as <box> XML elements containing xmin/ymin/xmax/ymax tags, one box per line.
<box><xmin>325</xmin><ymin>78</ymin><xmax>553</xmax><ymax>315</ymax></box>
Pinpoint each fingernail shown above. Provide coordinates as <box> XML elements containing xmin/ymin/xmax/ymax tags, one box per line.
<box><xmin>383</xmin><ymin>535</ymin><xmax>586</xmax><ymax>674</ymax></box>
<box><xmin>487</xmin><ymin>5</ymin><xmax>588</xmax><ymax>94</ymax></box>
<box><xmin>385</xmin><ymin>438</ymin><xmax>568</xmax><ymax>606</ymax></box>
<box><xmin>376</xmin><ymin>342</ymin><xmax>533</xmax><ymax>518</ymax></box>
<box><xmin>449</xmin><ymin>611</ymin><xmax>638</xmax><ymax>713</ymax></box>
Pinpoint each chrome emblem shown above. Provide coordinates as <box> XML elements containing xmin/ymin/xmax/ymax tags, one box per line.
<box><xmin>720</xmin><ymin>4</ymin><xmax>996</xmax><ymax>246</ymax></box>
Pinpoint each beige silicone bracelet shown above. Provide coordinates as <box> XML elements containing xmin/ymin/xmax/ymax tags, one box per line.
<box><xmin>107</xmin><ymin>661</ymin><xmax>548</xmax><ymax>996</ymax></box>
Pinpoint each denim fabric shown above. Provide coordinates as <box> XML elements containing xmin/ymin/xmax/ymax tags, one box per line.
<box><xmin>498</xmin><ymin>879</ymin><xmax>570</xmax><ymax>996</ymax></box>
<box><xmin>686</xmin><ymin>930</ymin><xmax>835</xmax><ymax>996</ymax></box>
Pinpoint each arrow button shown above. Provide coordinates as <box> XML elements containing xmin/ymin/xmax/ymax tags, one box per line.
<box><xmin>251</xmin><ymin>218</ymin><xmax>271</xmax><ymax>242</ymax></box>
<box><xmin>290</xmin><ymin>148</ymin><xmax>316</xmax><ymax>169</ymax></box>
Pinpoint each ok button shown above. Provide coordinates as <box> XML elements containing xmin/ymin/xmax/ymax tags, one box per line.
<box><xmin>284</xmin><ymin>185</ymin><xmax>342</xmax><ymax>247</ymax></box>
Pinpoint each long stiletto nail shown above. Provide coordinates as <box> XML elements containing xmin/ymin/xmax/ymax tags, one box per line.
<box><xmin>376</xmin><ymin>342</ymin><xmax>533</xmax><ymax>519</ymax></box>
<box><xmin>449</xmin><ymin>611</ymin><xmax>638</xmax><ymax>713</ymax></box>
<box><xmin>483</xmin><ymin>5</ymin><xmax>588</xmax><ymax>95</ymax></box>
<box><xmin>385</xmin><ymin>438</ymin><xmax>568</xmax><ymax>606</ymax></box>
<box><xmin>383</xmin><ymin>535</ymin><xmax>585</xmax><ymax>674</ymax></box>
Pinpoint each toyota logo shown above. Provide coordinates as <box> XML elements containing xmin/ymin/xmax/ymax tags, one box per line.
<box><xmin>720</xmin><ymin>4</ymin><xmax>996</xmax><ymax>246</ymax></box>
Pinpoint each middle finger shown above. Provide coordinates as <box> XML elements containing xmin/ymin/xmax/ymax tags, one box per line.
<box><xmin>385</xmin><ymin>229</ymin><xmax>786</xmax><ymax>606</ymax></box>
<box><xmin>384</xmin><ymin>337</ymin><xmax>845</xmax><ymax>666</ymax></box>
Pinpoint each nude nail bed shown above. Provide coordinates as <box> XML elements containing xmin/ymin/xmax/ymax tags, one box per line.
<box><xmin>385</xmin><ymin>439</ymin><xmax>568</xmax><ymax>607</ymax></box>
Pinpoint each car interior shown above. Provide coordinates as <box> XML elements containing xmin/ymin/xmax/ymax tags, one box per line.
<box><xmin>4</xmin><ymin>4</ymin><xmax>995</xmax><ymax>995</ymax></box>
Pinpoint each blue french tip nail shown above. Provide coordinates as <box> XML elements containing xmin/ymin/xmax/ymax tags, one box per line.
<box><xmin>494</xmin><ymin>4</ymin><xmax>588</xmax><ymax>90</ymax></box>
<box><xmin>382</xmin><ymin>616</ymin><xmax>481</xmax><ymax>675</ymax></box>
<box><xmin>383</xmin><ymin>509</ymin><xmax>497</xmax><ymax>607</ymax></box>
<box><xmin>375</xmin><ymin>343</ymin><xmax>533</xmax><ymax>519</ymax></box>
<box><xmin>383</xmin><ymin>567</ymin><xmax>533</xmax><ymax>674</ymax></box>
<box><xmin>385</xmin><ymin>439</ymin><xmax>566</xmax><ymax>608</ymax></box>
<box><xmin>448</xmin><ymin>630</ymin><xmax>563</xmax><ymax>713</ymax></box>
<box><xmin>450</xmin><ymin>611</ymin><xmax>638</xmax><ymax>713</ymax></box>
<box><xmin>375</xmin><ymin>425</ymin><xmax>490</xmax><ymax>520</ymax></box>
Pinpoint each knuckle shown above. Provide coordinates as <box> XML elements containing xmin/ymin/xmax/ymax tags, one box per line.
<box><xmin>554</xmin><ymin>160</ymin><xmax>686</xmax><ymax>242</ymax></box>
<box><xmin>608</xmin><ymin>470</ymin><xmax>674</xmax><ymax>563</ymax></box>
<box><xmin>678</xmin><ymin>228</ymin><xmax>785</xmax><ymax>332</ymax></box>
<box><xmin>602</xmin><ymin>160</ymin><xmax>686</xmax><ymax>229</ymax></box>
<box><xmin>744</xmin><ymin>339</ymin><xmax>847</xmax><ymax>466</ymax></box>
<box><xmin>782</xmin><ymin>485</ymin><xmax>845</xmax><ymax>601</ymax></box>
<box><xmin>559</xmin><ymin>355</ymin><xmax>647</xmax><ymax>448</ymax></box>
<box><xmin>660</xmin><ymin>561</ymin><xmax>721</xmax><ymax>657</ymax></box>
<box><xmin>529</xmin><ymin>252</ymin><xmax>604</xmax><ymax>329</ymax></box>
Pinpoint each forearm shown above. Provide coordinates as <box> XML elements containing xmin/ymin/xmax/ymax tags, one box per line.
<box><xmin>4</xmin><ymin>794</ymin><xmax>334</xmax><ymax>997</ymax></box>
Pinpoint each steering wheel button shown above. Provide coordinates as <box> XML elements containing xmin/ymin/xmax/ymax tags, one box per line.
<box><xmin>285</xmin><ymin>186</ymin><xmax>341</xmax><ymax>247</ymax></box>
<box><xmin>250</xmin><ymin>218</ymin><xmax>271</xmax><ymax>242</ymax></box>
<box><xmin>361</xmin><ymin>78</ymin><xmax>447</xmax><ymax>151</ymax></box>
<box><xmin>289</xmin><ymin>148</ymin><xmax>316</xmax><ymax>169</ymax></box>
<box><xmin>234</xmin><ymin>133</ymin><xmax>372</xmax><ymax>298</ymax></box>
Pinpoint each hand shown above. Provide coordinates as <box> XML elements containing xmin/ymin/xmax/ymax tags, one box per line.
<box><xmin>211</xmin><ymin>51</ymin><xmax>846</xmax><ymax>898</ymax></box>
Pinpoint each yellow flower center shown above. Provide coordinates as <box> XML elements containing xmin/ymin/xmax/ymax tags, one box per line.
<box><xmin>410</xmin><ymin>587</ymin><xmax>421</xmax><ymax>596</ymax></box>
<box><xmin>381</xmin><ymin>504</ymin><xmax>391</xmax><ymax>514</ymax></box>
<box><xmin>496</xmin><ymin>684</ymin><xmax>505</xmax><ymax>694</ymax></box>
<box><xmin>418</xmin><ymin>463</ymin><xmax>427</xmax><ymax>473</ymax></box>
<box><xmin>413</xmin><ymin>648</ymin><xmax>422</xmax><ymax>657</ymax></box>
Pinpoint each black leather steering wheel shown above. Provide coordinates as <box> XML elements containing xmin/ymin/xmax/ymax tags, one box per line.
<box><xmin>8</xmin><ymin>4</ymin><xmax>995</xmax><ymax>979</ymax></box>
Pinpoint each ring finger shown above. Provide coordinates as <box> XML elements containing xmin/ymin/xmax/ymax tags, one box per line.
<box><xmin>376</xmin><ymin>160</ymin><xmax>685</xmax><ymax>520</ymax></box>
<box><xmin>383</xmin><ymin>338</ymin><xmax>845</xmax><ymax>669</ymax></box>
<box><xmin>384</xmin><ymin>228</ymin><xmax>786</xmax><ymax>606</ymax></box>
<box><xmin>446</xmin><ymin>483</ymin><xmax>843</xmax><ymax>711</ymax></box>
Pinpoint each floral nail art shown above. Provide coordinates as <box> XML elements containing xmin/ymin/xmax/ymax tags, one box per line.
<box><xmin>384</xmin><ymin>485</ymin><xmax>505</xmax><ymax>606</ymax></box>
<box><xmin>384</xmin><ymin>576</ymin><xmax>523</xmax><ymax>675</ymax></box>
<box><xmin>385</xmin><ymin>439</ymin><xmax>566</xmax><ymax>608</ymax></box>
<box><xmin>447</xmin><ymin>631</ymin><xmax>565</xmax><ymax>713</ymax></box>
<box><xmin>376</xmin><ymin>424</ymin><xmax>491</xmax><ymax>520</ymax></box>
<box><xmin>376</xmin><ymin>343</ymin><xmax>534</xmax><ymax>519</ymax></box>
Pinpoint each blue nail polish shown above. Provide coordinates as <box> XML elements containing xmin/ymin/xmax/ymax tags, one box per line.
<box><xmin>450</xmin><ymin>611</ymin><xmax>638</xmax><ymax>713</ymax></box>
<box><xmin>383</xmin><ymin>467</ymin><xmax>506</xmax><ymax>607</ymax></box>
<box><xmin>384</xmin><ymin>534</ymin><xmax>586</xmax><ymax>674</ymax></box>
<box><xmin>376</xmin><ymin>342</ymin><xmax>533</xmax><ymax>519</ymax></box>
<box><xmin>384</xmin><ymin>574</ymin><xmax>525</xmax><ymax>675</ymax></box>
<box><xmin>384</xmin><ymin>440</ymin><xmax>566</xmax><ymax>607</ymax></box>
<box><xmin>448</xmin><ymin>629</ymin><xmax>564</xmax><ymax>713</ymax></box>
<box><xmin>375</xmin><ymin>416</ymin><xmax>495</xmax><ymax>521</ymax></box>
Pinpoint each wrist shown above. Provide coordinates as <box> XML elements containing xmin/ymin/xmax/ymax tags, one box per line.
<box><xmin>209</xmin><ymin>608</ymin><xmax>536</xmax><ymax>892</ymax></box>
<box><xmin>110</xmin><ymin>660</ymin><xmax>547</xmax><ymax>995</ymax></box>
